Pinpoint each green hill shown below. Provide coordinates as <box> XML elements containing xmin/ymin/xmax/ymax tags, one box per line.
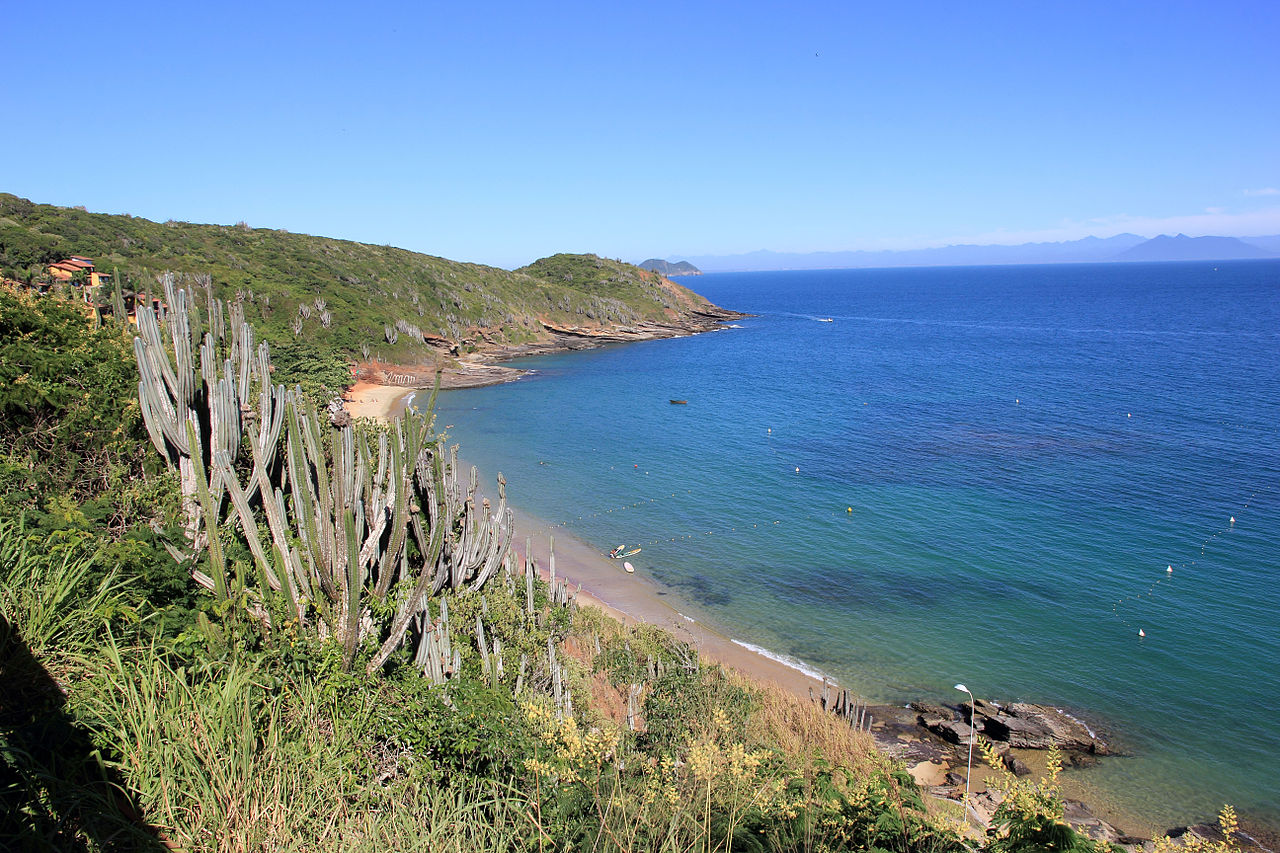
<box><xmin>0</xmin><ymin>194</ymin><xmax>733</xmax><ymax>390</ymax></box>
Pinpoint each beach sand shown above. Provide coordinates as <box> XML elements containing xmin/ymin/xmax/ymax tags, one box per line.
<box><xmin>513</xmin><ymin>511</ymin><xmax>829</xmax><ymax>700</ymax></box>
<box><xmin>344</xmin><ymin>381</ymin><xmax>414</xmax><ymax>422</ymax></box>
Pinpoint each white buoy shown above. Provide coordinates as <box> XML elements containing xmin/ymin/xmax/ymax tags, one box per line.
<box><xmin>1167</xmin><ymin>565</ymin><xmax>1173</xmax><ymax>573</ymax></box>
<box><xmin>623</xmin><ymin>561</ymin><xmax>635</xmax><ymax>574</ymax></box>
<box><xmin>1138</xmin><ymin>629</ymin><xmax>1145</xmax><ymax>637</ymax></box>
<box><xmin>1230</xmin><ymin>516</ymin><xmax>1236</xmax><ymax>525</ymax></box>
<box><xmin>795</xmin><ymin>467</ymin><xmax>800</xmax><ymax>472</ymax></box>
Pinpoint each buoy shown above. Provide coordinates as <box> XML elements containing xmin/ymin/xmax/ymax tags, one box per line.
<box><xmin>1230</xmin><ymin>516</ymin><xmax>1236</xmax><ymax>525</ymax></box>
<box><xmin>847</xmin><ymin>507</ymin><xmax>852</xmax><ymax>513</ymax></box>
<box><xmin>767</xmin><ymin>428</ymin><xmax>772</xmax><ymax>433</ymax></box>
<box><xmin>1138</xmin><ymin>629</ymin><xmax>1145</xmax><ymax>637</ymax></box>
<box><xmin>1015</xmin><ymin>398</ymin><xmax>1019</xmax><ymax>404</ymax></box>
<box><xmin>623</xmin><ymin>561</ymin><xmax>635</xmax><ymax>574</ymax></box>
<box><xmin>1127</xmin><ymin>413</ymin><xmax>1132</xmax><ymax>418</ymax></box>
<box><xmin>795</xmin><ymin>467</ymin><xmax>800</xmax><ymax>472</ymax></box>
<box><xmin>1167</xmin><ymin>565</ymin><xmax>1173</xmax><ymax>573</ymax></box>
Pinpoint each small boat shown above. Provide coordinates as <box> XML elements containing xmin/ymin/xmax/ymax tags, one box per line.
<box><xmin>610</xmin><ymin>546</ymin><xmax>641</xmax><ymax>559</ymax></box>
<box><xmin>818</xmin><ymin>317</ymin><xmax>833</xmax><ymax>322</ymax></box>
<box><xmin>670</xmin><ymin>399</ymin><xmax>688</xmax><ymax>405</ymax></box>
<box><xmin>623</xmin><ymin>561</ymin><xmax>635</xmax><ymax>574</ymax></box>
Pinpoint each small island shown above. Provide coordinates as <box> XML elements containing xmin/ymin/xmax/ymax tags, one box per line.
<box><xmin>636</xmin><ymin>258</ymin><xmax>703</xmax><ymax>276</ymax></box>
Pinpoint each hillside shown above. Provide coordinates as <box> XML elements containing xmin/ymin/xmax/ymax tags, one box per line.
<box><xmin>0</xmin><ymin>194</ymin><xmax>740</xmax><ymax>390</ymax></box>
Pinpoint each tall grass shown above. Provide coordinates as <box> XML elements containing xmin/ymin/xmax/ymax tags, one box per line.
<box><xmin>0</xmin><ymin>516</ymin><xmax>129</xmax><ymax>667</ymax></box>
<box><xmin>73</xmin><ymin>637</ymin><xmax>533</xmax><ymax>852</ymax></box>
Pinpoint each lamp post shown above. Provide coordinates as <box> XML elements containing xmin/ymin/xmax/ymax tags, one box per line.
<box><xmin>954</xmin><ymin>683</ymin><xmax>975</xmax><ymax>816</ymax></box>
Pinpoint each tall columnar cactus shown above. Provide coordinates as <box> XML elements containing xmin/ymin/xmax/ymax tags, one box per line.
<box><xmin>133</xmin><ymin>273</ymin><xmax>285</xmax><ymax>592</ymax></box>
<box><xmin>136</xmin><ymin>273</ymin><xmax>527</xmax><ymax>674</ymax></box>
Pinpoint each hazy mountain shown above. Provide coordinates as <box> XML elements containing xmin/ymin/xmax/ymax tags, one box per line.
<box><xmin>1236</xmin><ymin>235</ymin><xmax>1280</xmax><ymax>254</ymax></box>
<box><xmin>1113</xmin><ymin>234</ymin><xmax>1277</xmax><ymax>262</ymax></box>
<box><xmin>636</xmin><ymin>258</ymin><xmax>702</xmax><ymax>276</ymax></box>
<box><xmin>681</xmin><ymin>234</ymin><xmax>1148</xmax><ymax>272</ymax></box>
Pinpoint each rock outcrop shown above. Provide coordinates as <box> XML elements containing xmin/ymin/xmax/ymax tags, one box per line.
<box><xmin>963</xmin><ymin>699</ymin><xmax>1109</xmax><ymax>755</ymax></box>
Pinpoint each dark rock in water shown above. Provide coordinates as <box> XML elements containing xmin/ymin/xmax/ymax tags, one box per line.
<box><xmin>1063</xmin><ymin>800</ymin><xmax>1124</xmax><ymax>844</ymax></box>
<box><xmin>1002</xmin><ymin>753</ymin><xmax>1033</xmax><ymax>777</ymax></box>
<box><xmin>968</xmin><ymin>701</ymin><xmax>1108</xmax><ymax>754</ymax></box>
<box><xmin>1061</xmin><ymin>751</ymin><xmax>1099</xmax><ymax>769</ymax></box>
<box><xmin>944</xmin><ymin>771</ymin><xmax>966</xmax><ymax>787</ymax></box>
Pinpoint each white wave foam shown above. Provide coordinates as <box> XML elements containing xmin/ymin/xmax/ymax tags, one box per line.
<box><xmin>731</xmin><ymin>639</ymin><xmax>829</xmax><ymax>682</ymax></box>
<box><xmin>677</xmin><ymin>612</ymin><xmax>696</xmax><ymax>623</ymax></box>
<box><xmin>1056</xmin><ymin>707</ymin><xmax>1099</xmax><ymax>740</ymax></box>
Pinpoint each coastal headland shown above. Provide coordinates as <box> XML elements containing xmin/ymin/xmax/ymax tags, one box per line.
<box><xmin>343</xmin><ymin>305</ymin><xmax>748</xmax><ymax>418</ymax></box>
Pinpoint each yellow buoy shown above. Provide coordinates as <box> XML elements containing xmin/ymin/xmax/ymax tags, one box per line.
<box><xmin>847</xmin><ymin>507</ymin><xmax>852</xmax><ymax>513</ymax></box>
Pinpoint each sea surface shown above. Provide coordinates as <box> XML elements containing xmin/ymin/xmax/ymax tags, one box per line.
<box><xmin>425</xmin><ymin>261</ymin><xmax>1280</xmax><ymax>829</ymax></box>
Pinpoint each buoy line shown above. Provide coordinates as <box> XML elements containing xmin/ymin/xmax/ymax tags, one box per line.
<box><xmin>1110</xmin><ymin>488</ymin><xmax>1264</xmax><ymax>639</ymax></box>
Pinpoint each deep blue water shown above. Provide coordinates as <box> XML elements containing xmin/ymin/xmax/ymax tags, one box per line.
<box><xmin>428</xmin><ymin>261</ymin><xmax>1280</xmax><ymax>827</ymax></box>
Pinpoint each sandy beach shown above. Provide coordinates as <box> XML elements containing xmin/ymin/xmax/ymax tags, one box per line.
<box><xmin>513</xmin><ymin>511</ymin><xmax>829</xmax><ymax>700</ymax></box>
<box><xmin>343</xmin><ymin>381</ymin><xmax>415</xmax><ymax>422</ymax></box>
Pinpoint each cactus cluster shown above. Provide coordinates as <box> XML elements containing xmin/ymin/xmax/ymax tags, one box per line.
<box><xmin>134</xmin><ymin>276</ymin><xmax>527</xmax><ymax>673</ymax></box>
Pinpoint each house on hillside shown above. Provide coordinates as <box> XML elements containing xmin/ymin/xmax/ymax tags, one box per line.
<box><xmin>48</xmin><ymin>256</ymin><xmax>112</xmax><ymax>289</ymax></box>
<box><xmin>47</xmin><ymin>256</ymin><xmax>113</xmax><ymax>306</ymax></box>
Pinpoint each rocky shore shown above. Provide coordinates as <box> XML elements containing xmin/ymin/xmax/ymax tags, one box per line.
<box><xmin>349</xmin><ymin>305</ymin><xmax>749</xmax><ymax>402</ymax></box>
<box><xmin>850</xmin><ymin>694</ymin><xmax>1274</xmax><ymax>852</ymax></box>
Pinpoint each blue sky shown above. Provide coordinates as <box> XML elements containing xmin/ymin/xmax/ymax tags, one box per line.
<box><xmin>4</xmin><ymin>1</ymin><xmax>1277</xmax><ymax>268</ymax></box>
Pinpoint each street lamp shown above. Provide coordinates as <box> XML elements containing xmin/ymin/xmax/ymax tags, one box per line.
<box><xmin>954</xmin><ymin>683</ymin><xmax>975</xmax><ymax>815</ymax></box>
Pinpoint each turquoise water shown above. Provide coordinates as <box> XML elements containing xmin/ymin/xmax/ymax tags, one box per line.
<box><xmin>428</xmin><ymin>261</ymin><xmax>1280</xmax><ymax>827</ymax></box>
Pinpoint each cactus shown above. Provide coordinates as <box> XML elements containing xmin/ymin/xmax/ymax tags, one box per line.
<box><xmin>133</xmin><ymin>274</ymin><xmax>284</xmax><ymax>590</ymax></box>
<box><xmin>413</xmin><ymin>599</ymin><xmax>454</xmax><ymax>685</ymax></box>
<box><xmin>136</xmin><ymin>275</ymin><xmax>523</xmax><ymax>675</ymax></box>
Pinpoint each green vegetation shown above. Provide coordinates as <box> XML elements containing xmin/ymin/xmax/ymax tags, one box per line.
<box><xmin>0</xmin><ymin>194</ymin><xmax>717</xmax><ymax>397</ymax></box>
<box><xmin>0</xmin><ymin>280</ymin><xmax>1238</xmax><ymax>851</ymax></box>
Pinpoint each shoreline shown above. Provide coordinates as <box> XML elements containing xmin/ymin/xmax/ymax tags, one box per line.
<box><xmin>345</xmin><ymin>378</ymin><xmax>1274</xmax><ymax>851</ymax></box>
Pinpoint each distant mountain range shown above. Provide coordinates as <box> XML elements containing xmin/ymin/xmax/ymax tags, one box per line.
<box><xmin>636</xmin><ymin>258</ymin><xmax>702</xmax><ymax>276</ymax></box>
<box><xmin>667</xmin><ymin>234</ymin><xmax>1280</xmax><ymax>272</ymax></box>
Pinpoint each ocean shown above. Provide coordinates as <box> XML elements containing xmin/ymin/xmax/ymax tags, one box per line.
<box><xmin>425</xmin><ymin>260</ymin><xmax>1280</xmax><ymax>828</ymax></box>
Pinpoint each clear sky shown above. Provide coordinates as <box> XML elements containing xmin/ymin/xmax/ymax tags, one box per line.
<box><xmin>4</xmin><ymin>1</ymin><xmax>1277</xmax><ymax>268</ymax></box>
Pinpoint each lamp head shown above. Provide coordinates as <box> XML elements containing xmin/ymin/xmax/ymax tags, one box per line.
<box><xmin>954</xmin><ymin>683</ymin><xmax>969</xmax><ymax>693</ymax></box>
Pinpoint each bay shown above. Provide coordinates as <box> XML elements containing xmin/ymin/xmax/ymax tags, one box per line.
<box><xmin>428</xmin><ymin>260</ymin><xmax>1280</xmax><ymax>828</ymax></box>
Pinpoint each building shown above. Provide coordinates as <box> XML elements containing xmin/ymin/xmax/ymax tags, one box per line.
<box><xmin>47</xmin><ymin>256</ymin><xmax>112</xmax><ymax>297</ymax></box>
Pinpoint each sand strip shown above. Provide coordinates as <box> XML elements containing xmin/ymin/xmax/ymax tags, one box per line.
<box><xmin>343</xmin><ymin>381</ymin><xmax>414</xmax><ymax>422</ymax></box>
<box><xmin>511</xmin><ymin>509</ymin><xmax>829</xmax><ymax>700</ymax></box>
